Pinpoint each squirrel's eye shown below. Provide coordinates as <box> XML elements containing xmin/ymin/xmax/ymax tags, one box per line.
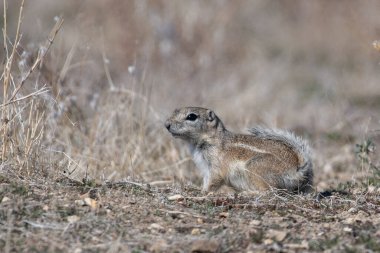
<box><xmin>186</xmin><ymin>113</ymin><xmax>198</xmax><ymax>121</ymax></box>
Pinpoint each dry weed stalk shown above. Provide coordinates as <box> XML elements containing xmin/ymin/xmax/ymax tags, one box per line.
<box><xmin>1</xmin><ymin>0</ymin><xmax>24</xmax><ymax>162</ymax></box>
<box><xmin>1</xmin><ymin>0</ymin><xmax>63</xmax><ymax>173</ymax></box>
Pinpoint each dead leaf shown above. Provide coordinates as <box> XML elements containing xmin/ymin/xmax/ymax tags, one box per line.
<box><xmin>84</xmin><ymin>197</ymin><xmax>98</xmax><ymax>209</ymax></box>
<box><xmin>191</xmin><ymin>228</ymin><xmax>201</xmax><ymax>235</ymax></box>
<box><xmin>219</xmin><ymin>212</ymin><xmax>229</xmax><ymax>218</ymax></box>
<box><xmin>264</xmin><ymin>239</ymin><xmax>274</xmax><ymax>245</ymax></box>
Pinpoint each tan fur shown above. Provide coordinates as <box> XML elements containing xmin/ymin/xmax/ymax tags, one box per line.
<box><xmin>165</xmin><ymin>107</ymin><xmax>313</xmax><ymax>193</ymax></box>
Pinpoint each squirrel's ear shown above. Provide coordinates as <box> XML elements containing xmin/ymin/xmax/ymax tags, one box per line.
<box><xmin>207</xmin><ymin>110</ymin><xmax>215</xmax><ymax>121</ymax></box>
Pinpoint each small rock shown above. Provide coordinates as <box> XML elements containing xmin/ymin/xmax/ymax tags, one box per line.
<box><xmin>343</xmin><ymin>227</ymin><xmax>353</xmax><ymax>233</ymax></box>
<box><xmin>197</xmin><ymin>218</ymin><xmax>204</xmax><ymax>224</ymax></box>
<box><xmin>219</xmin><ymin>212</ymin><xmax>229</xmax><ymax>218</ymax></box>
<box><xmin>168</xmin><ymin>194</ymin><xmax>184</xmax><ymax>201</ymax></box>
<box><xmin>249</xmin><ymin>220</ymin><xmax>261</xmax><ymax>226</ymax></box>
<box><xmin>67</xmin><ymin>215</ymin><xmax>80</xmax><ymax>223</ymax></box>
<box><xmin>42</xmin><ymin>205</ymin><xmax>49</xmax><ymax>211</ymax></box>
<box><xmin>190</xmin><ymin>239</ymin><xmax>219</xmax><ymax>253</ymax></box>
<box><xmin>1</xmin><ymin>196</ymin><xmax>10</xmax><ymax>203</ymax></box>
<box><xmin>73</xmin><ymin>248</ymin><xmax>82</xmax><ymax>253</ymax></box>
<box><xmin>266</xmin><ymin>229</ymin><xmax>287</xmax><ymax>242</ymax></box>
<box><xmin>191</xmin><ymin>228</ymin><xmax>201</xmax><ymax>235</ymax></box>
<box><xmin>348</xmin><ymin>207</ymin><xmax>357</xmax><ymax>213</ymax></box>
<box><xmin>149</xmin><ymin>223</ymin><xmax>166</xmax><ymax>233</ymax></box>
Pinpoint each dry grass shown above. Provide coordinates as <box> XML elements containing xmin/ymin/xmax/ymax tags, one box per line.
<box><xmin>0</xmin><ymin>0</ymin><xmax>379</xmax><ymax>252</ymax></box>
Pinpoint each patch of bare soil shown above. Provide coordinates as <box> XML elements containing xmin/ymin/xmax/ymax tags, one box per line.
<box><xmin>0</xmin><ymin>173</ymin><xmax>379</xmax><ymax>253</ymax></box>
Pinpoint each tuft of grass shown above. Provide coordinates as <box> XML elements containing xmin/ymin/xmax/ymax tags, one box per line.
<box><xmin>9</xmin><ymin>182</ymin><xmax>29</xmax><ymax>196</ymax></box>
<box><xmin>355</xmin><ymin>138</ymin><xmax>380</xmax><ymax>187</ymax></box>
<box><xmin>1</xmin><ymin>0</ymin><xmax>63</xmax><ymax>177</ymax></box>
<box><xmin>309</xmin><ymin>237</ymin><xmax>339</xmax><ymax>251</ymax></box>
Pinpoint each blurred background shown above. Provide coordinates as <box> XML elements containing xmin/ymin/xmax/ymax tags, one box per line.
<box><xmin>2</xmin><ymin>0</ymin><xmax>380</xmax><ymax>190</ymax></box>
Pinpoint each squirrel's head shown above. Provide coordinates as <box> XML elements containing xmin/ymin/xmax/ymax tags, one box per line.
<box><xmin>165</xmin><ymin>107</ymin><xmax>225</xmax><ymax>144</ymax></box>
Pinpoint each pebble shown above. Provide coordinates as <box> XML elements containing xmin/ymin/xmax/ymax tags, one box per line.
<box><xmin>168</xmin><ymin>194</ymin><xmax>184</xmax><ymax>201</ymax></box>
<box><xmin>249</xmin><ymin>220</ymin><xmax>261</xmax><ymax>226</ymax></box>
<box><xmin>343</xmin><ymin>227</ymin><xmax>353</xmax><ymax>233</ymax></box>
<box><xmin>149</xmin><ymin>223</ymin><xmax>166</xmax><ymax>233</ymax></box>
<box><xmin>191</xmin><ymin>228</ymin><xmax>201</xmax><ymax>235</ymax></box>
<box><xmin>1</xmin><ymin>196</ymin><xmax>10</xmax><ymax>203</ymax></box>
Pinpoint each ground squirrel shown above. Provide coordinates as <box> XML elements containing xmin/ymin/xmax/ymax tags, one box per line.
<box><xmin>165</xmin><ymin>107</ymin><xmax>313</xmax><ymax>193</ymax></box>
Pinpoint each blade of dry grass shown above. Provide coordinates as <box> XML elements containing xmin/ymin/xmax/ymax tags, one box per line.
<box><xmin>1</xmin><ymin>0</ymin><xmax>24</xmax><ymax>161</ymax></box>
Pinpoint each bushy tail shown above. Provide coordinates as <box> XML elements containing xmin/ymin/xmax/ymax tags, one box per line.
<box><xmin>248</xmin><ymin>126</ymin><xmax>313</xmax><ymax>192</ymax></box>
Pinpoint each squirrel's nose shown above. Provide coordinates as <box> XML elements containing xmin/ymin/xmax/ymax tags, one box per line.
<box><xmin>165</xmin><ymin>121</ymin><xmax>171</xmax><ymax>131</ymax></box>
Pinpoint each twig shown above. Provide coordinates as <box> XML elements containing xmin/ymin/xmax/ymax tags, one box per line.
<box><xmin>48</xmin><ymin>149</ymin><xmax>86</xmax><ymax>173</ymax></box>
<box><xmin>157</xmin><ymin>208</ymin><xmax>206</xmax><ymax>219</ymax></box>
<box><xmin>7</xmin><ymin>17</ymin><xmax>64</xmax><ymax>103</ymax></box>
<box><xmin>101</xmin><ymin>31</ymin><xmax>116</xmax><ymax>91</ymax></box>
<box><xmin>3</xmin><ymin>0</ymin><xmax>8</xmax><ymax>59</ymax></box>
<box><xmin>23</xmin><ymin>220</ymin><xmax>65</xmax><ymax>230</ymax></box>
<box><xmin>106</xmin><ymin>180</ymin><xmax>151</xmax><ymax>191</ymax></box>
<box><xmin>149</xmin><ymin>180</ymin><xmax>173</xmax><ymax>186</ymax></box>
<box><xmin>0</xmin><ymin>86</ymin><xmax>49</xmax><ymax>108</ymax></box>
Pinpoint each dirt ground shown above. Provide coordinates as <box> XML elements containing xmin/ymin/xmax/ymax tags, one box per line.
<box><xmin>0</xmin><ymin>171</ymin><xmax>379</xmax><ymax>253</ymax></box>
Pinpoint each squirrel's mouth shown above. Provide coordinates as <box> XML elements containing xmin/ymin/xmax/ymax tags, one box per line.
<box><xmin>170</xmin><ymin>132</ymin><xmax>183</xmax><ymax>137</ymax></box>
<box><xmin>169</xmin><ymin>131</ymin><xmax>187</xmax><ymax>139</ymax></box>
